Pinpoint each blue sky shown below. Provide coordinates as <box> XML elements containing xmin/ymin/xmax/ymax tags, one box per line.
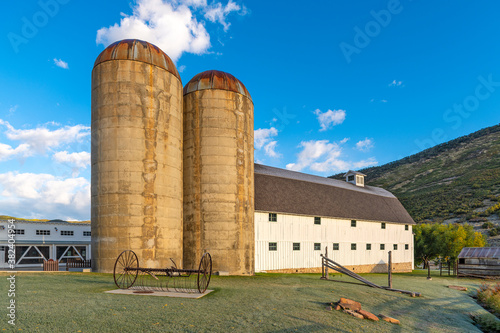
<box><xmin>1</xmin><ymin>0</ymin><xmax>499</xmax><ymax>220</ymax></box>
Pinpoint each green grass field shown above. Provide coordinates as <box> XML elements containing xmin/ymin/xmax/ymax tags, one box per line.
<box><xmin>0</xmin><ymin>270</ymin><xmax>498</xmax><ymax>332</ymax></box>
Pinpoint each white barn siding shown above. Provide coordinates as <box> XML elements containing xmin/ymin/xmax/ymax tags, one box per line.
<box><xmin>255</xmin><ymin>212</ymin><xmax>413</xmax><ymax>272</ymax></box>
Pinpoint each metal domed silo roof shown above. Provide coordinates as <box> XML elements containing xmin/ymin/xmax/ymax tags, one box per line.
<box><xmin>183</xmin><ymin>70</ymin><xmax>251</xmax><ymax>101</ymax></box>
<box><xmin>93</xmin><ymin>39</ymin><xmax>181</xmax><ymax>82</ymax></box>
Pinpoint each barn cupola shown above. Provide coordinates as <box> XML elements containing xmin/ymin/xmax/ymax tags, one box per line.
<box><xmin>344</xmin><ymin>170</ymin><xmax>366</xmax><ymax>187</ymax></box>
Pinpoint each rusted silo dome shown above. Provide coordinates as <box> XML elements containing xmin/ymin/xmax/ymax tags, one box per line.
<box><xmin>94</xmin><ymin>39</ymin><xmax>181</xmax><ymax>81</ymax></box>
<box><xmin>183</xmin><ymin>70</ymin><xmax>251</xmax><ymax>101</ymax></box>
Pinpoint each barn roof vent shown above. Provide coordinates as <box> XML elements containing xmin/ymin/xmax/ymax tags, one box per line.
<box><xmin>344</xmin><ymin>170</ymin><xmax>366</xmax><ymax>187</ymax></box>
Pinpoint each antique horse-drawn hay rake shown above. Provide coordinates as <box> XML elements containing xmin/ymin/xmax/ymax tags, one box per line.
<box><xmin>113</xmin><ymin>250</ymin><xmax>212</xmax><ymax>293</ymax></box>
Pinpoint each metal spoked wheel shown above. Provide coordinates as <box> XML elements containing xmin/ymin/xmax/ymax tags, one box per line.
<box><xmin>113</xmin><ymin>250</ymin><xmax>139</xmax><ymax>289</ymax></box>
<box><xmin>197</xmin><ymin>252</ymin><xmax>212</xmax><ymax>293</ymax></box>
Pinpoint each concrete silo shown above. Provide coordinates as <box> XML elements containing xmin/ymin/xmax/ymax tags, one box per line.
<box><xmin>91</xmin><ymin>39</ymin><xmax>183</xmax><ymax>273</ymax></box>
<box><xmin>183</xmin><ymin>70</ymin><xmax>254</xmax><ymax>275</ymax></box>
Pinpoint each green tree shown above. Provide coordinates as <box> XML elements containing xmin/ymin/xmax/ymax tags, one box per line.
<box><xmin>414</xmin><ymin>223</ymin><xmax>486</xmax><ymax>277</ymax></box>
<box><xmin>414</xmin><ymin>224</ymin><xmax>442</xmax><ymax>276</ymax></box>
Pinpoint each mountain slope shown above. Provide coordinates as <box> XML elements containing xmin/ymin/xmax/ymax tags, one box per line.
<box><xmin>330</xmin><ymin>124</ymin><xmax>500</xmax><ymax>222</ymax></box>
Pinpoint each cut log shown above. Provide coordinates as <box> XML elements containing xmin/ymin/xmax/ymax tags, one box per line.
<box><xmin>338</xmin><ymin>298</ymin><xmax>361</xmax><ymax>311</ymax></box>
<box><xmin>357</xmin><ymin>309</ymin><xmax>379</xmax><ymax>321</ymax></box>
<box><xmin>448</xmin><ymin>285</ymin><xmax>467</xmax><ymax>291</ymax></box>
<box><xmin>344</xmin><ymin>310</ymin><xmax>364</xmax><ymax>319</ymax></box>
<box><xmin>379</xmin><ymin>314</ymin><xmax>400</xmax><ymax>324</ymax></box>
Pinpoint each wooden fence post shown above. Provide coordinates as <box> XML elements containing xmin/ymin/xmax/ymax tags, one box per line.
<box><xmin>325</xmin><ymin>247</ymin><xmax>329</xmax><ymax>280</ymax></box>
<box><xmin>388</xmin><ymin>251</ymin><xmax>392</xmax><ymax>289</ymax></box>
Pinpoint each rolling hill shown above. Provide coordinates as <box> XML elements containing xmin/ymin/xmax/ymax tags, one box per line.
<box><xmin>330</xmin><ymin>123</ymin><xmax>500</xmax><ymax>223</ymax></box>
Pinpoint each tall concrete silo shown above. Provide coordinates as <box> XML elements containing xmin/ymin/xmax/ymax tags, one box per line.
<box><xmin>183</xmin><ymin>70</ymin><xmax>254</xmax><ymax>275</ymax></box>
<box><xmin>91</xmin><ymin>39</ymin><xmax>183</xmax><ymax>273</ymax></box>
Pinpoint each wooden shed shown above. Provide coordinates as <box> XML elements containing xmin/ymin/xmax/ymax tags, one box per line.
<box><xmin>457</xmin><ymin>247</ymin><xmax>500</xmax><ymax>278</ymax></box>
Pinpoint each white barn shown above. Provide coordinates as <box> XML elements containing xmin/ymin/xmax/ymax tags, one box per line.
<box><xmin>254</xmin><ymin>164</ymin><xmax>415</xmax><ymax>273</ymax></box>
<box><xmin>0</xmin><ymin>220</ymin><xmax>91</xmax><ymax>269</ymax></box>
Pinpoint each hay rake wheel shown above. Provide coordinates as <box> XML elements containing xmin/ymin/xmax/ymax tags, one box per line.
<box><xmin>113</xmin><ymin>250</ymin><xmax>139</xmax><ymax>289</ymax></box>
<box><xmin>197</xmin><ymin>252</ymin><xmax>212</xmax><ymax>293</ymax></box>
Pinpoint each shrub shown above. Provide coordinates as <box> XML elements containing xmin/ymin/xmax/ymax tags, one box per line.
<box><xmin>489</xmin><ymin>227</ymin><xmax>500</xmax><ymax>237</ymax></box>
<box><xmin>476</xmin><ymin>283</ymin><xmax>500</xmax><ymax>317</ymax></box>
<box><xmin>483</xmin><ymin>222</ymin><xmax>495</xmax><ymax>229</ymax></box>
<box><xmin>471</xmin><ymin>313</ymin><xmax>500</xmax><ymax>332</ymax></box>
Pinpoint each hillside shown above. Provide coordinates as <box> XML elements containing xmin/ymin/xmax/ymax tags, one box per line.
<box><xmin>330</xmin><ymin>124</ymin><xmax>500</xmax><ymax>224</ymax></box>
<box><xmin>0</xmin><ymin>215</ymin><xmax>90</xmax><ymax>223</ymax></box>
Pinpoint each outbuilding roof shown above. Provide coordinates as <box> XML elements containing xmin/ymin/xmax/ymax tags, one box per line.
<box><xmin>254</xmin><ymin>164</ymin><xmax>415</xmax><ymax>225</ymax></box>
<box><xmin>458</xmin><ymin>247</ymin><xmax>500</xmax><ymax>259</ymax></box>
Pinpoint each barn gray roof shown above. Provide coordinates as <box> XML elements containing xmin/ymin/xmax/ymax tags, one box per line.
<box><xmin>458</xmin><ymin>247</ymin><xmax>500</xmax><ymax>259</ymax></box>
<box><xmin>254</xmin><ymin>164</ymin><xmax>415</xmax><ymax>225</ymax></box>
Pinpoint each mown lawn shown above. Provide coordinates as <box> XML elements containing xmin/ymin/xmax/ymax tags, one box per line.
<box><xmin>0</xmin><ymin>270</ymin><xmax>497</xmax><ymax>332</ymax></box>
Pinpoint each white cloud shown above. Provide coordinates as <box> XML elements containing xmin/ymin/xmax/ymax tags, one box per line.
<box><xmin>96</xmin><ymin>0</ymin><xmax>246</xmax><ymax>62</ymax></box>
<box><xmin>389</xmin><ymin>80</ymin><xmax>403</xmax><ymax>87</ymax></box>
<box><xmin>53</xmin><ymin>151</ymin><xmax>91</xmax><ymax>176</ymax></box>
<box><xmin>0</xmin><ymin>120</ymin><xmax>90</xmax><ymax>155</ymax></box>
<box><xmin>204</xmin><ymin>0</ymin><xmax>242</xmax><ymax>31</ymax></box>
<box><xmin>314</xmin><ymin>109</ymin><xmax>346</xmax><ymax>131</ymax></box>
<box><xmin>53</xmin><ymin>58</ymin><xmax>69</xmax><ymax>69</ymax></box>
<box><xmin>0</xmin><ymin>172</ymin><xmax>90</xmax><ymax>220</ymax></box>
<box><xmin>254</xmin><ymin>127</ymin><xmax>278</xmax><ymax>150</ymax></box>
<box><xmin>254</xmin><ymin>127</ymin><xmax>280</xmax><ymax>158</ymax></box>
<box><xmin>286</xmin><ymin>139</ymin><xmax>378</xmax><ymax>174</ymax></box>
<box><xmin>286</xmin><ymin>140</ymin><xmax>342</xmax><ymax>172</ymax></box>
<box><xmin>356</xmin><ymin>138</ymin><xmax>374</xmax><ymax>152</ymax></box>
<box><xmin>0</xmin><ymin>143</ymin><xmax>31</xmax><ymax>161</ymax></box>
<box><xmin>263</xmin><ymin>141</ymin><xmax>281</xmax><ymax>158</ymax></box>
<box><xmin>353</xmin><ymin>157</ymin><xmax>378</xmax><ymax>169</ymax></box>
<box><xmin>340</xmin><ymin>137</ymin><xmax>350</xmax><ymax>144</ymax></box>
<box><xmin>381</xmin><ymin>99</ymin><xmax>388</xmax><ymax>103</ymax></box>
<box><xmin>178</xmin><ymin>65</ymin><xmax>186</xmax><ymax>72</ymax></box>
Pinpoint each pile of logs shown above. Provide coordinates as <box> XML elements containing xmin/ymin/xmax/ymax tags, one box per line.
<box><xmin>327</xmin><ymin>297</ymin><xmax>400</xmax><ymax>325</ymax></box>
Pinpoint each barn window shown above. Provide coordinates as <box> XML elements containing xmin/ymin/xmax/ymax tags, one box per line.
<box><xmin>381</xmin><ymin>223</ymin><xmax>386</xmax><ymax>229</ymax></box>
<box><xmin>36</xmin><ymin>230</ymin><xmax>50</xmax><ymax>236</ymax></box>
<box><xmin>333</xmin><ymin>243</ymin><xmax>339</xmax><ymax>251</ymax></box>
<box><xmin>380</xmin><ymin>244</ymin><xmax>385</xmax><ymax>250</ymax></box>
<box><xmin>314</xmin><ymin>243</ymin><xmax>321</xmax><ymax>251</ymax></box>
<box><xmin>83</xmin><ymin>231</ymin><xmax>91</xmax><ymax>237</ymax></box>
<box><xmin>61</xmin><ymin>230</ymin><xmax>74</xmax><ymax>236</ymax></box>
<box><xmin>458</xmin><ymin>258</ymin><xmax>465</xmax><ymax>264</ymax></box>
<box><xmin>405</xmin><ymin>244</ymin><xmax>409</xmax><ymax>250</ymax></box>
<box><xmin>314</xmin><ymin>217</ymin><xmax>321</xmax><ymax>225</ymax></box>
<box><xmin>269</xmin><ymin>213</ymin><xmax>277</xmax><ymax>222</ymax></box>
<box><xmin>14</xmin><ymin>229</ymin><xmax>25</xmax><ymax>235</ymax></box>
<box><xmin>293</xmin><ymin>243</ymin><xmax>300</xmax><ymax>251</ymax></box>
<box><xmin>393</xmin><ymin>244</ymin><xmax>398</xmax><ymax>250</ymax></box>
<box><xmin>366</xmin><ymin>244</ymin><xmax>371</xmax><ymax>250</ymax></box>
<box><xmin>269</xmin><ymin>242</ymin><xmax>277</xmax><ymax>251</ymax></box>
<box><xmin>348</xmin><ymin>175</ymin><xmax>355</xmax><ymax>182</ymax></box>
<box><xmin>405</xmin><ymin>225</ymin><xmax>409</xmax><ymax>231</ymax></box>
<box><xmin>351</xmin><ymin>220</ymin><xmax>356</xmax><ymax>227</ymax></box>
<box><xmin>351</xmin><ymin>243</ymin><xmax>356</xmax><ymax>250</ymax></box>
